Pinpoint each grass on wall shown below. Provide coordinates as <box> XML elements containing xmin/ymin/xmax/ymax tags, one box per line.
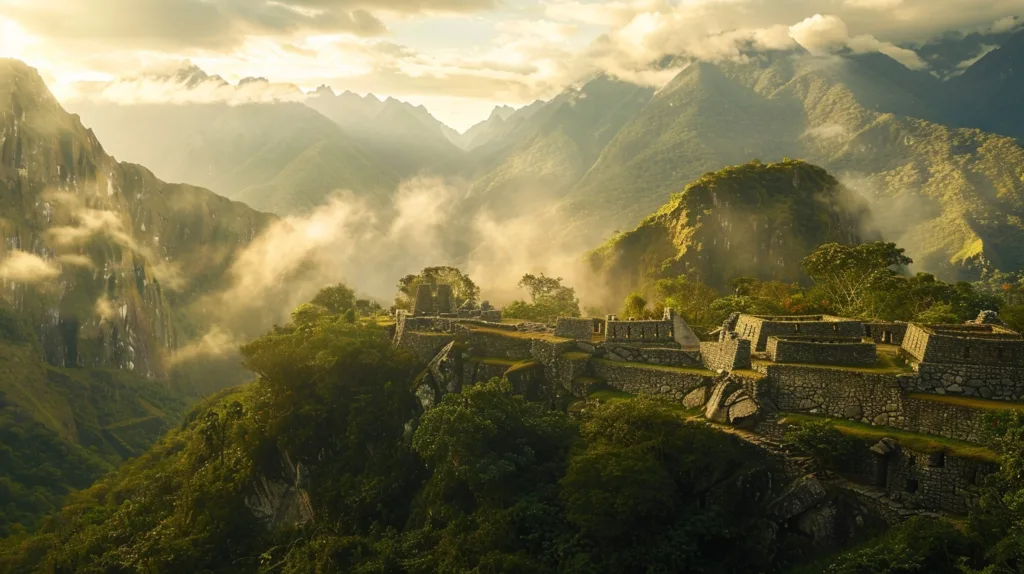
<box><xmin>779</xmin><ymin>413</ymin><xmax>999</xmax><ymax>464</ymax></box>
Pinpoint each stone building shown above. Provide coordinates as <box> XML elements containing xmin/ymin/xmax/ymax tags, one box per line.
<box><xmin>733</xmin><ymin>314</ymin><xmax>865</xmax><ymax>352</ymax></box>
<box><xmin>766</xmin><ymin>335</ymin><xmax>877</xmax><ymax>366</ymax></box>
<box><xmin>901</xmin><ymin>323</ymin><xmax>1024</xmax><ymax>367</ymax></box>
<box><xmin>605</xmin><ymin>308</ymin><xmax>700</xmax><ymax>351</ymax></box>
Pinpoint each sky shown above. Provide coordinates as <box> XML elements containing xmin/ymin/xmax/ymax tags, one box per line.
<box><xmin>0</xmin><ymin>0</ymin><xmax>1021</xmax><ymax>131</ymax></box>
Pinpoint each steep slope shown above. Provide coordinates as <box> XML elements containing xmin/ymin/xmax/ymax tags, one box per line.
<box><xmin>0</xmin><ymin>58</ymin><xmax>274</xmax><ymax>376</ymax></box>
<box><xmin>562</xmin><ymin>54</ymin><xmax>1024</xmax><ymax>279</ymax></box>
<box><xmin>305</xmin><ymin>89</ymin><xmax>467</xmax><ymax>177</ymax></box>
<box><xmin>71</xmin><ymin>98</ymin><xmax>400</xmax><ymax>214</ymax></box>
<box><xmin>946</xmin><ymin>29</ymin><xmax>1024</xmax><ymax>142</ymax></box>
<box><xmin>464</xmin><ymin>76</ymin><xmax>654</xmax><ymax>218</ymax></box>
<box><xmin>587</xmin><ymin>160</ymin><xmax>868</xmax><ymax>302</ymax></box>
<box><xmin>0</xmin><ymin>59</ymin><xmax>271</xmax><ymax>531</ymax></box>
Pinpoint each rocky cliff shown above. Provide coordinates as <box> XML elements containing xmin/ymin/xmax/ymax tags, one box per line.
<box><xmin>0</xmin><ymin>59</ymin><xmax>274</xmax><ymax>379</ymax></box>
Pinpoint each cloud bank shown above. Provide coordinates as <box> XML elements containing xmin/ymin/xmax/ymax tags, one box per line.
<box><xmin>0</xmin><ymin>250</ymin><xmax>61</xmax><ymax>283</ymax></box>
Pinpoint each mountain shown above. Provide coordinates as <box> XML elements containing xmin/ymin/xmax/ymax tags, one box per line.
<box><xmin>69</xmin><ymin>98</ymin><xmax>401</xmax><ymax>214</ymax></box>
<box><xmin>455</xmin><ymin>104</ymin><xmax>518</xmax><ymax>149</ymax></box>
<box><xmin>0</xmin><ymin>58</ymin><xmax>277</xmax><ymax>531</ymax></box>
<box><xmin>587</xmin><ymin>160</ymin><xmax>869</xmax><ymax>302</ymax></box>
<box><xmin>558</xmin><ymin>53</ymin><xmax>1024</xmax><ymax>280</ymax></box>
<box><xmin>305</xmin><ymin>88</ymin><xmax>467</xmax><ymax>177</ymax></box>
<box><xmin>463</xmin><ymin>76</ymin><xmax>654</xmax><ymax>218</ymax></box>
<box><xmin>945</xmin><ymin>29</ymin><xmax>1024</xmax><ymax>142</ymax></box>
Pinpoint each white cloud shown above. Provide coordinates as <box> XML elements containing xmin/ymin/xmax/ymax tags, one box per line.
<box><xmin>790</xmin><ymin>14</ymin><xmax>928</xmax><ymax>70</ymax></box>
<box><xmin>990</xmin><ymin>15</ymin><xmax>1022</xmax><ymax>34</ymax></box>
<box><xmin>0</xmin><ymin>250</ymin><xmax>61</xmax><ymax>283</ymax></box>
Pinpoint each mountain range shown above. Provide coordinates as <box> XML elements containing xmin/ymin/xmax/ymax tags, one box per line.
<box><xmin>62</xmin><ymin>29</ymin><xmax>1024</xmax><ymax>285</ymax></box>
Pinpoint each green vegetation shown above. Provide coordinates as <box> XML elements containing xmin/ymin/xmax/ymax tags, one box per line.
<box><xmin>779</xmin><ymin>413</ymin><xmax>998</xmax><ymax>463</ymax></box>
<box><xmin>783</xmin><ymin>420</ymin><xmax>861</xmax><ymax>474</ymax></box>
<box><xmin>0</xmin><ymin>285</ymin><xmax>802</xmax><ymax>574</ymax></box>
<box><xmin>909</xmin><ymin>393</ymin><xmax>1024</xmax><ymax>412</ymax></box>
<box><xmin>395</xmin><ymin>266</ymin><xmax>480</xmax><ymax>312</ymax></box>
<box><xmin>503</xmin><ymin>273</ymin><xmax>582</xmax><ymax>323</ymax></box>
<box><xmin>592</xmin><ymin>358</ymin><xmax>716</xmax><ymax>376</ymax></box>
<box><xmin>600</xmin><ymin>238</ymin><xmax>1003</xmax><ymax>336</ymax></box>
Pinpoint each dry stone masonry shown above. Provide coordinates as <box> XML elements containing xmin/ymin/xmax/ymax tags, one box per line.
<box><xmin>766</xmin><ymin>336</ymin><xmax>877</xmax><ymax>366</ymax></box>
<box><xmin>394</xmin><ymin>307</ymin><xmax>1023</xmax><ymax>517</ymax></box>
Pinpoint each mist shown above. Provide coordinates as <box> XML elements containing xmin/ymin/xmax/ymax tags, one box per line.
<box><xmin>175</xmin><ymin>176</ymin><xmax>602</xmax><ymax>364</ymax></box>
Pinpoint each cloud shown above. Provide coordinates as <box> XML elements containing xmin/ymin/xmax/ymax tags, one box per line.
<box><xmin>45</xmin><ymin>192</ymin><xmax>185</xmax><ymax>288</ymax></box>
<box><xmin>0</xmin><ymin>250</ymin><xmax>61</xmax><ymax>283</ymax></box>
<box><xmin>990</xmin><ymin>15</ymin><xmax>1022</xmax><ymax>34</ymax></box>
<box><xmin>95</xmin><ymin>297</ymin><xmax>118</xmax><ymax>320</ymax></box>
<box><xmin>843</xmin><ymin>0</ymin><xmax>903</xmax><ymax>9</ymax></box>
<box><xmin>57</xmin><ymin>253</ymin><xmax>96</xmax><ymax>268</ymax></box>
<box><xmin>3</xmin><ymin>0</ymin><xmax>499</xmax><ymax>52</ymax></box>
<box><xmin>789</xmin><ymin>14</ymin><xmax>928</xmax><ymax>70</ymax></box>
<box><xmin>167</xmin><ymin>326</ymin><xmax>239</xmax><ymax>368</ymax></box>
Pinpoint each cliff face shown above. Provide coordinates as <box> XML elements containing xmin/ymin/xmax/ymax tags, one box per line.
<box><xmin>587</xmin><ymin>160</ymin><xmax>869</xmax><ymax>303</ymax></box>
<box><xmin>0</xmin><ymin>59</ymin><xmax>274</xmax><ymax>378</ymax></box>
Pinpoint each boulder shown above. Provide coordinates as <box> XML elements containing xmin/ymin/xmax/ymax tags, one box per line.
<box><xmin>770</xmin><ymin>475</ymin><xmax>828</xmax><ymax>521</ymax></box>
<box><xmin>728</xmin><ymin>397</ymin><xmax>760</xmax><ymax>426</ymax></box>
<box><xmin>683</xmin><ymin>386</ymin><xmax>710</xmax><ymax>409</ymax></box>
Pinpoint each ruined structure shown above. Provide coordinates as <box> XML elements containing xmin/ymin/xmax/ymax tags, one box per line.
<box><xmin>605</xmin><ymin>308</ymin><xmax>700</xmax><ymax>351</ymax></box>
<box><xmin>766</xmin><ymin>336</ymin><xmax>877</xmax><ymax>366</ymax></box>
<box><xmin>392</xmin><ymin>308</ymin><xmax>1023</xmax><ymax>518</ymax></box>
<box><xmin>734</xmin><ymin>315</ymin><xmax>865</xmax><ymax>352</ymax></box>
<box><xmin>409</xmin><ymin>283</ymin><xmax>501</xmax><ymax>321</ymax></box>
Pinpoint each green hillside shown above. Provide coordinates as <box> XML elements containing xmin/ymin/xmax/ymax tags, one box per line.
<box><xmin>561</xmin><ymin>54</ymin><xmax>1024</xmax><ymax>280</ymax></box>
<box><xmin>587</xmin><ymin>159</ymin><xmax>869</xmax><ymax>302</ymax></box>
<box><xmin>0</xmin><ymin>305</ymin><xmax>186</xmax><ymax>535</ymax></box>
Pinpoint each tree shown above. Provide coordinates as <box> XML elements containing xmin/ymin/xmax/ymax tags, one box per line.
<box><xmin>802</xmin><ymin>242</ymin><xmax>912</xmax><ymax>318</ymax></box>
<box><xmin>655</xmin><ymin>276</ymin><xmax>720</xmax><ymax>327</ymax></box>
<box><xmin>396</xmin><ymin>267</ymin><xmax>480</xmax><ymax>311</ymax></box>
<box><xmin>621</xmin><ymin>292</ymin><xmax>649</xmax><ymax>319</ymax></box>
<box><xmin>503</xmin><ymin>274</ymin><xmax>581</xmax><ymax>323</ymax></box>
<box><xmin>310</xmin><ymin>283</ymin><xmax>357</xmax><ymax>314</ymax></box>
<box><xmin>783</xmin><ymin>420</ymin><xmax>858</xmax><ymax>475</ymax></box>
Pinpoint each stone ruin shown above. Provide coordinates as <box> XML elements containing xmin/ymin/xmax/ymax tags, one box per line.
<box><xmin>394</xmin><ymin>303</ymin><xmax>1024</xmax><ymax>518</ymax></box>
<box><xmin>603</xmin><ymin>308</ymin><xmax>701</xmax><ymax>351</ymax></box>
<box><xmin>411</xmin><ymin>283</ymin><xmax>501</xmax><ymax>322</ymax></box>
<box><xmin>733</xmin><ymin>314</ymin><xmax>865</xmax><ymax>352</ymax></box>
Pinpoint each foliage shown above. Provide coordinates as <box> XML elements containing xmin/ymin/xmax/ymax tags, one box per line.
<box><xmin>503</xmin><ymin>273</ymin><xmax>581</xmax><ymax>323</ymax></box>
<box><xmin>784</xmin><ymin>420</ymin><xmax>860</xmax><ymax>474</ymax></box>
<box><xmin>802</xmin><ymin>242</ymin><xmax>913</xmax><ymax>318</ymax></box>
<box><xmin>396</xmin><ymin>266</ymin><xmax>480</xmax><ymax>311</ymax></box>
<box><xmin>653</xmin><ymin>275</ymin><xmax>722</xmax><ymax>327</ymax></box>
<box><xmin>309</xmin><ymin>283</ymin><xmax>357</xmax><ymax>314</ymax></box>
<box><xmin>816</xmin><ymin>517</ymin><xmax>978</xmax><ymax>574</ymax></box>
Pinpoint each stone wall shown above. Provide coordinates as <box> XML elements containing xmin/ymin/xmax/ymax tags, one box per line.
<box><xmin>598</xmin><ymin>344</ymin><xmax>699</xmax><ymax>367</ymax></box>
<box><xmin>766</xmin><ymin>336</ymin><xmax>876</xmax><ymax>367</ymax></box>
<box><xmin>590</xmin><ymin>360</ymin><xmax>712</xmax><ymax>403</ymax></box>
<box><xmin>864</xmin><ymin>322</ymin><xmax>908</xmax><ymax>345</ymax></box>
<box><xmin>399</xmin><ymin>331</ymin><xmax>456</xmax><ymax>363</ymax></box>
<box><xmin>606</xmin><ymin>319</ymin><xmax>675</xmax><ymax>345</ymax></box>
<box><xmin>886</xmin><ymin>447</ymin><xmax>994</xmax><ymax>515</ymax></box>
<box><xmin>758</xmin><ymin>364</ymin><xmax>908</xmax><ymax>426</ymax></box>
<box><xmin>734</xmin><ymin>315</ymin><xmax>864</xmax><ymax>352</ymax></box>
<box><xmin>902</xmin><ymin>323</ymin><xmax>1024</xmax><ymax>366</ymax></box>
<box><xmin>905</xmin><ymin>362</ymin><xmax>1024</xmax><ymax>401</ymax></box>
<box><xmin>555</xmin><ymin>317</ymin><xmax>595</xmax><ymax>340</ymax></box>
<box><xmin>700</xmin><ymin>337</ymin><xmax>753</xmax><ymax>372</ymax></box>
<box><xmin>901</xmin><ymin>396</ymin><xmax>990</xmax><ymax>444</ymax></box>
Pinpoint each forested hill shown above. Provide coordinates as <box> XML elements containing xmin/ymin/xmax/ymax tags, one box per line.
<box><xmin>586</xmin><ymin>160</ymin><xmax>871</xmax><ymax>305</ymax></box>
<box><xmin>559</xmin><ymin>54</ymin><xmax>1024</xmax><ymax>280</ymax></box>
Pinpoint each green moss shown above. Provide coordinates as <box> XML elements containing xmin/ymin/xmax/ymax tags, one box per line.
<box><xmin>469</xmin><ymin>326</ymin><xmax>571</xmax><ymax>343</ymax></box>
<box><xmin>561</xmin><ymin>351</ymin><xmax>591</xmax><ymax>360</ymax></box>
<box><xmin>588</xmin><ymin>389</ymin><xmax>634</xmax><ymax>402</ymax></box>
<box><xmin>470</xmin><ymin>356</ymin><xmax>519</xmax><ymax>367</ymax></box>
<box><xmin>593</xmin><ymin>358</ymin><xmax>715</xmax><ymax>376</ymax></box>
<box><xmin>908</xmin><ymin>393</ymin><xmax>1024</xmax><ymax>412</ymax></box>
<box><xmin>505</xmin><ymin>360</ymin><xmax>540</xmax><ymax>374</ymax></box>
<box><xmin>779</xmin><ymin>413</ymin><xmax>999</xmax><ymax>464</ymax></box>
